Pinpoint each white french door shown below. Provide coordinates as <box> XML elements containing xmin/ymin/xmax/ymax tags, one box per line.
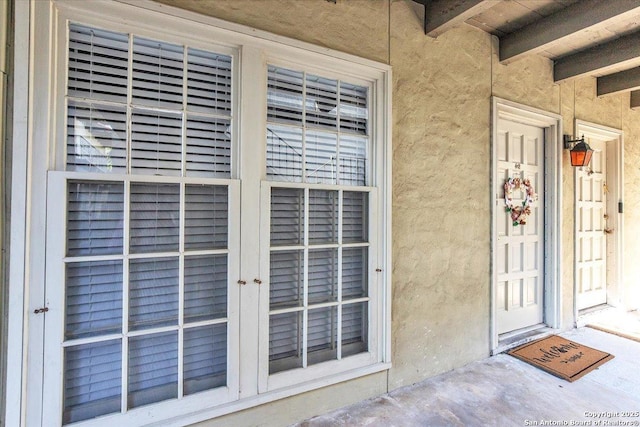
<box><xmin>495</xmin><ymin>119</ymin><xmax>545</xmax><ymax>335</ymax></box>
<box><xmin>575</xmin><ymin>137</ymin><xmax>608</xmax><ymax>310</ymax></box>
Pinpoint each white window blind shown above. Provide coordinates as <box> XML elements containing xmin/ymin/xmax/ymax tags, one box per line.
<box><xmin>66</xmin><ymin>24</ymin><xmax>232</xmax><ymax>178</ymax></box>
<box><xmin>59</xmin><ymin>23</ymin><xmax>235</xmax><ymax>425</ymax></box>
<box><xmin>266</xmin><ymin>65</ymin><xmax>369</xmax><ymax>186</ymax></box>
<box><xmin>266</xmin><ymin>64</ymin><xmax>371</xmax><ymax>376</ymax></box>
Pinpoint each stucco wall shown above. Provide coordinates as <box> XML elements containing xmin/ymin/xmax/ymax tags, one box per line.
<box><xmin>388</xmin><ymin>0</ymin><xmax>491</xmax><ymax>389</ymax></box>
<box><xmin>621</xmin><ymin>97</ymin><xmax>640</xmax><ymax>310</ymax></box>
<box><xmin>148</xmin><ymin>0</ymin><xmax>640</xmax><ymax>425</ymax></box>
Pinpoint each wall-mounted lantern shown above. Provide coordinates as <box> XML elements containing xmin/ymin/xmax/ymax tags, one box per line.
<box><xmin>563</xmin><ymin>135</ymin><xmax>593</xmax><ymax>167</ymax></box>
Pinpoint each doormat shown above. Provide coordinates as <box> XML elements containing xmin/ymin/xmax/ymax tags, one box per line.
<box><xmin>508</xmin><ymin>335</ymin><xmax>614</xmax><ymax>382</ymax></box>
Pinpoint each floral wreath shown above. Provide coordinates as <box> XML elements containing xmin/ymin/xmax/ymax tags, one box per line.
<box><xmin>504</xmin><ymin>177</ymin><xmax>537</xmax><ymax>226</ymax></box>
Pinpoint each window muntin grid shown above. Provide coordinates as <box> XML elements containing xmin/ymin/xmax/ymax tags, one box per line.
<box><xmin>266</xmin><ymin>65</ymin><xmax>369</xmax><ymax>186</ymax></box>
<box><xmin>61</xmin><ymin>23</ymin><xmax>235</xmax><ymax>423</ymax></box>
<box><xmin>268</xmin><ymin>187</ymin><xmax>369</xmax><ymax>374</ymax></box>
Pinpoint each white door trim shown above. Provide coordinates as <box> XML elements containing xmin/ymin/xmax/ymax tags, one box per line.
<box><xmin>573</xmin><ymin>120</ymin><xmax>624</xmax><ymax>317</ymax></box>
<box><xmin>491</xmin><ymin>97</ymin><xmax>563</xmax><ymax>352</ymax></box>
<box><xmin>5</xmin><ymin>0</ymin><xmax>33</xmax><ymax>425</ymax></box>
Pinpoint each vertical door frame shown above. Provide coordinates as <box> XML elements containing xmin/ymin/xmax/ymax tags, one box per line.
<box><xmin>5</xmin><ymin>0</ymin><xmax>30</xmax><ymax>424</ymax></box>
<box><xmin>491</xmin><ymin>97</ymin><xmax>563</xmax><ymax>352</ymax></box>
<box><xmin>573</xmin><ymin>120</ymin><xmax>624</xmax><ymax>319</ymax></box>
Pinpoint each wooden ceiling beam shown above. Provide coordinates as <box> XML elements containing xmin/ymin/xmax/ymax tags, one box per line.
<box><xmin>500</xmin><ymin>0</ymin><xmax>640</xmax><ymax>64</ymax></box>
<box><xmin>554</xmin><ymin>31</ymin><xmax>640</xmax><ymax>82</ymax></box>
<box><xmin>424</xmin><ymin>0</ymin><xmax>501</xmax><ymax>38</ymax></box>
<box><xmin>597</xmin><ymin>67</ymin><xmax>640</xmax><ymax>97</ymax></box>
<box><xmin>630</xmin><ymin>90</ymin><xmax>640</xmax><ymax>109</ymax></box>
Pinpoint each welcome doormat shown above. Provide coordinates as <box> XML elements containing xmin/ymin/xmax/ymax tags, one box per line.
<box><xmin>508</xmin><ymin>335</ymin><xmax>614</xmax><ymax>382</ymax></box>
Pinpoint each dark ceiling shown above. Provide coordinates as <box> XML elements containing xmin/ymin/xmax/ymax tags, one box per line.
<box><xmin>415</xmin><ymin>0</ymin><xmax>640</xmax><ymax>108</ymax></box>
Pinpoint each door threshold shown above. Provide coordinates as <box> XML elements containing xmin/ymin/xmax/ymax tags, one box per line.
<box><xmin>577</xmin><ymin>304</ymin><xmax>615</xmax><ymax>327</ymax></box>
<box><xmin>493</xmin><ymin>324</ymin><xmax>556</xmax><ymax>355</ymax></box>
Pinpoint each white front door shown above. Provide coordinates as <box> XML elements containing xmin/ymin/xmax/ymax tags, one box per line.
<box><xmin>495</xmin><ymin>119</ymin><xmax>545</xmax><ymax>335</ymax></box>
<box><xmin>576</xmin><ymin>137</ymin><xmax>607</xmax><ymax>310</ymax></box>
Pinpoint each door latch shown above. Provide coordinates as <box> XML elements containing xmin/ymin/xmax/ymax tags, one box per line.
<box><xmin>34</xmin><ymin>307</ymin><xmax>49</xmax><ymax>314</ymax></box>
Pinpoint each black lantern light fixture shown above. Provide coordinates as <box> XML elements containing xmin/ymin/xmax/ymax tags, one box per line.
<box><xmin>563</xmin><ymin>135</ymin><xmax>594</xmax><ymax>167</ymax></box>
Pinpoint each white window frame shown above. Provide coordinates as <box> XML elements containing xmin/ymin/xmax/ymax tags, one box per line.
<box><xmin>9</xmin><ymin>0</ymin><xmax>392</xmax><ymax>425</ymax></box>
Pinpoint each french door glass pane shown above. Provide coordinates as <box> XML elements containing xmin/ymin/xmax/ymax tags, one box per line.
<box><xmin>184</xmin><ymin>324</ymin><xmax>227</xmax><ymax>395</ymax></box>
<box><xmin>308</xmin><ymin>248</ymin><xmax>338</xmax><ymax>304</ymax></box>
<box><xmin>186</xmin><ymin>116</ymin><xmax>232</xmax><ymax>178</ymax></box>
<box><xmin>342</xmin><ymin>191</ymin><xmax>368</xmax><ymax>243</ymax></box>
<box><xmin>129</xmin><ymin>183</ymin><xmax>180</xmax><ymax>253</ymax></box>
<box><xmin>339</xmin><ymin>82</ymin><xmax>368</xmax><ymax>135</ymax></box>
<box><xmin>305</xmin><ymin>130</ymin><xmax>337</xmax><ymax>184</ymax></box>
<box><xmin>185</xmin><ymin>184</ymin><xmax>228</xmax><ymax>250</ymax></box>
<box><xmin>270</xmin><ymin>187</ymin><xmax>304</xmax><ymax>246</ymax></box>
<box><xmin>184</xmin><ymin>255</ymin><xmax>228</xmax><ymax>323</ymax></box>
<box><xmin>269</xmin><ymin>311</ymin><xmax>303</xmax><ymax>374</ymax></box>
<box><xmin>187</xmin><ymin>48</ymin><xmax>232</xmax><ymax>115</ymax></box>
<box><xmin>267</xmin><ymin>66</ymin><xmax>303</xmax><ymax>126</ymax></box>
<box><xmin>67</xmin><ymin>181</ymin><xmax>124</xmax><ymax>257</ymax></box>
<box><xmin>305</xmin><ymin>74</ymin><xmax>338</xmax><ymax>131</ymax></box>
<box><xmin>132</xmin><ymin>37</ymin><xmax>184</xmax><ymax>109</ymax></box>
<box><xmin>68</xmin><ymin>24</ymin><xmax>129</xmax><ymax>104</ymax></box>
<box><xmin>342</xmin><ymin>247</ymin><xmax>368</xmax><ymax>300</ymax></box>
<box><xmin>63</xmin><ymin>339</ymin><xmax>122</xmax><ymax>425</ymax></box>
<box><xmin>66</xmin><ymin>102</ymin><xmax>127</xmax><ymax>173</ymax></box>
<box><xmin>270</xmin><ymin>250</ymin><xmax>303</xmax><ymax>310</ymax></box>
<box><xmin>65</xmin><ymin>260</ymin><xmax>123</xmax><ymax>340</ymax></box>
<box><xmin>266</xmin><ymin>125</ymin><xmax>303</xmax><ymax>182</ymax></box>
<box><xmin>342</xmin><ymin>302</ymin><xmax>368</xmax><ymax>357</ymax></box>
<box><xmin>130</xmin><ymin>110</ymin><xmax>183</xmax><ymax>176</ymax></box>
<box><xmin>307</xmin><ymin>306</ymin><xmax>337</xmax><ymax>366</ymax></box>
<box><xmin>128</xmin><ymin>332</ymin><xmax>178</xmax><ymax>409</ymax></box>
<box><xmin>309</xmin><ymin>190</ymin><xmax>338</xmax><ymax>244</ymax></box>
<box><xmin>129</xmin><ymin>257</ymin><xmax>179</xmax><ymax>331</ymax></box>
<box><xmin>339</xmin><ymin>134</ymin><xmax>367</xmax><ymax>186</ymax></box>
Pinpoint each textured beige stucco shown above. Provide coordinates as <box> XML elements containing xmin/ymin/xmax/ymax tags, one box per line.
<box><xmin>153</xmin><ymin>0</ymin><xmax>390</xmax><ymax>64</ymax></box>
<box><xmin>491</xmin><ymin>39</ymin><xmax>560</xmax><ymax>115</ymax></box>
<box><xmin>388</xmin><ymin>0</ymin><xmax>491</xmax><ymax>389</ymax></box>
<box><xmin>560</xmin><ymin>81</ymin><xmax>576</xmax><ymax>329</ymax></box>
<box><xmin>140</xmin><ymin>1</ymin><xmax>640</xmax><ymax>425</ymax></box>
<box><xmin>574</xmin><ymin>78</ymin><xmax>625</xmax><ymax>131</ymax></box>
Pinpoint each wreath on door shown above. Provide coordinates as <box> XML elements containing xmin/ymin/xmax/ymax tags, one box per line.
<box><xmin>504</xmin><ymin>177</ymin><xmax>537</xmax><ymax>226</ymax></box>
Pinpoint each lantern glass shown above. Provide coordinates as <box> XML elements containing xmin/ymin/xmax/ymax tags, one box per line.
<box><xmin>569</xmin><ymin>142</ymin><xmax>593</xmax><ymax>167</ymax></box>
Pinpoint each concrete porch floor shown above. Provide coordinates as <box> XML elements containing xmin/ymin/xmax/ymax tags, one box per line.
<box><xmin>296</xmin><ymin>326</ymin><xmax>640</xmax><ymax>427</ymax></box>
